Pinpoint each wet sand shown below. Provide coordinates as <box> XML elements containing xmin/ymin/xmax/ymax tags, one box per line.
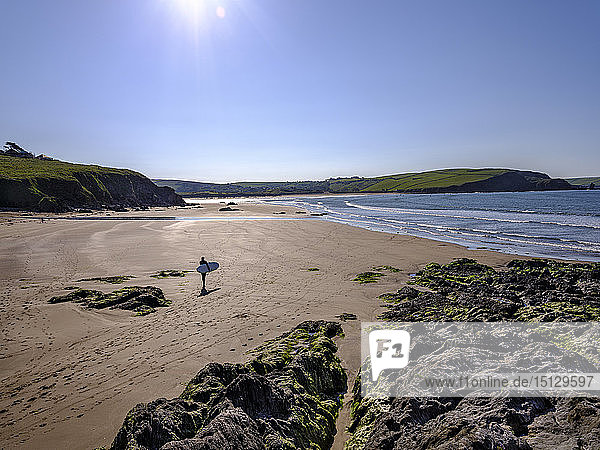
<box><xmin>0</xmin><ymin>202</ymin><xmax>515</xmax><ymax>449</ymax></box>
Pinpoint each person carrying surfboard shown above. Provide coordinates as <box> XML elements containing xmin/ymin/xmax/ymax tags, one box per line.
<box><xmin>197</xmin><ymin>257</ymin><xmax>219</xmax><ymax>296</ymax></box>
<box><xmin>199</xmin><ymin>256</ymin><xmax>209</xmax><ymax>294</ymax></box>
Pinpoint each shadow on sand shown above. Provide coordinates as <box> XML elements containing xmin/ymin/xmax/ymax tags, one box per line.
<box><xmin>199</xmin><ymin>288</ymin><xmax>221</xmax><ymax>297</ymax></box>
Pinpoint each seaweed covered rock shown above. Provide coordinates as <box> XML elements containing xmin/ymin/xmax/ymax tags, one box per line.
<box><xmin>347</xmin><ymin>258</ymin><xmax>600</xmax><ymax>449</ymax></box>
<box><xmin>353</xmin><ymin>272</ymin><xmax>385</xmax><ymax>284</ymax></box>
<box><xmin>110</xmin><ymin>321</ymin><xmax>347</xmax><ymax>450</ymax></box>
<box><xmin>76</xmin><ymin>275</ymin><xmax>135</xmax><ymax>284</ymax></box>
<box><xmin>347</xmin><ymin>394</ymin><xmax>600</xmax><ymax>449</ymax></box>
<box><xmin>49</xmin><ymin>286</ymin><xmax>170</xmax><ymax>316</ymax></box>
<box><xmin>150</xmin><ymin>270</ymin><xmax>189</xmax><ymax>279</ymax></box>
<box><xmin>380</xmin><ymin>258</ymin><xmax>600</xmax><ymax>322</ymax></box>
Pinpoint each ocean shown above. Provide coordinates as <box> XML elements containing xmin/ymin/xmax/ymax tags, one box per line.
<box><xmin>265</xmin><ymin>190</ymin><xmax>600</xmax><ymax>262</ymax></box>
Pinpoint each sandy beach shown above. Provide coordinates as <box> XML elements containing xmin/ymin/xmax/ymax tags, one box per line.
<box><xmin>0</xmin><ymin>201</ymin><xmax>517</xmax><ymax>449</ymax></box>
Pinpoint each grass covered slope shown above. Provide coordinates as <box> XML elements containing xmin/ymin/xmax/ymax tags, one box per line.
<box><xmin>0</xmin><ymin>155</ymin><xmax>185</xmax><ymax>212</ymax></box>
<box><xmin>329</xmin><ymin>168</ymin><xmax>511</xmax><ymax>192</ymax></box>
<box><xmin>155</xmin><ymin>168</ymin><xmax>573</xmax><ymax>197</ymax></box>
<box><xmin>565</xmin><ymin>176</ymin><xmax>600</xmax><ymax>186</ymax></box>
<box><xmin>109</xmin><ymin>321</ymin><xmax>347</xmax><ymax>450</ymax></box>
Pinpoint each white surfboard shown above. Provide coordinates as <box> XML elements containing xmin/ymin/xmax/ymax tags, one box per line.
<box><xmin>196</xmin><ymin>262</ymin><xmax>219</xmax><ymax>273</ymax></box>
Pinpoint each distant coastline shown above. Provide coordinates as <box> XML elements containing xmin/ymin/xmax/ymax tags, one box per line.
<box><xmin>2</xmin><ymin>150</ymin><xmax>596</xmax><ymax>213</ymax></box>
<box><xmin>155</xmin><ymin>168</ymin><xmax>591</xmax><ymax>198</ymax></box>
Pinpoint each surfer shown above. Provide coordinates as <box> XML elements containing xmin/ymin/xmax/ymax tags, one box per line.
<box><xmin>199</xmin><ymin>256</ymin><xmax>209</xmax><ymax>294</ymax></box>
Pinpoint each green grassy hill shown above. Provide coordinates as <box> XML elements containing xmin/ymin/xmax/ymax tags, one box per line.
<box><xmin>565</xmin><ymin>177</ymin><xmax>600</xmax><ymax>186</ymax></box>
<box><xmin>155</xmin><ymin>168</ymin><xmax>573</xmax><ymax>197</ymax></box>
<box><xmin>0</xmin><ymin>155</ymin><xmax>140</xmax><ymax>180</ymax></box>
<box><xmin>0</xmin><ymin>155</ymin><xmax>185</xmax><ymax>212</ymax></box>
<box><xmin>327</xmin><ymin>168</ymin><xmax>510</xmax><ymax>192</ymax></box>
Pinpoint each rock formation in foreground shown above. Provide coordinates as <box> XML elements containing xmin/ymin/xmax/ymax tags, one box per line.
<box><xmin>49</xmin><ymin>286</ymin><xmax>170</xmax><ymax>316</ymax></box>
<box><xmin>346</xmin><ymin>259</ymin><xmax>600</xmax><ymax>449</ymax></box>
<box><xmin>0</xmin><ymin>154</ymin><xmax>185</xmax><ymax>212</ymax></box>
<box><xmin>109</xmin><ymin>320</ymin><xmax>347</xmax><ymax>449</ymax></box>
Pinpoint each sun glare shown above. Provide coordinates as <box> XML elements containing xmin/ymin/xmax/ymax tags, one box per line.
<box><xmin>166</xmin><ymin>0</ymin><xmax>229</xmax><ymax>29</ymax></box>
<box><xmin>171</xmin><ymin>0</ymin><xmax>226</xmax><ymax>18</ymax></box>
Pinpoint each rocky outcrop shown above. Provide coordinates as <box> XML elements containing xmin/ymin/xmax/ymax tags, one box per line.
<box><xmin>110</xmin><ymin>321</ymin><xmax>347</xmax><ymax>449</ymax></box>
<box><xmin>347</xmin><ymin>396</ymin><xmax>600</xmax><ymax>449</ymax></box>
<box><xmin>347</xmin><ymin>259</ymin><xmax>600</xmax><ymax>449</ymax></box>
<box><xmin>0</xmin><ymin>155</ymin><xmax>186</xmax><ymax>212</ymax></box>
<box><xmin>49</xmin><ymin>286</ymin><xmax>170</xmax><ymax>316</ymax></box>
<box><xmin>379</xmin><ymin>258</ymin><xmax>600</xmax><ymax>322</ymax></box>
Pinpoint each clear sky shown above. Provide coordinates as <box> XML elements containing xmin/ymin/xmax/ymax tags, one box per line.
<box><xmin>1</xmin><ymin>0</ymin><xmax>599</xmax><ymax>182</ymax></box>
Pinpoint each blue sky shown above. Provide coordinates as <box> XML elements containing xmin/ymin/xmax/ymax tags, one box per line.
<box><xmin>1</xmin><ymin>0</ymin><xmax>599</xmax><ymax>182</ymax></box>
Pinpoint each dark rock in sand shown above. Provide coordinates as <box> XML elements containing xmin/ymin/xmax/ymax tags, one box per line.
<box><xmin>378</xmin><ymin>258</ymin><xmax>600</xmax><ymax>322</ymax></box>
<box><xmin>76</xmin><ymin>275</ymin><xmax>135</xmax><ymax>284</ymax></box>
<box><xmin>348</xmin><ymin>395</ymin><xmax>600</xmax><ymax>449</ymax></box>
<box><xmin>49</xmin><ymin>286</ymin><xmax>170</xmax><ymax>316</ymax></box>
<box><xmin>336</xmin><ymin>312</ymin><xmax>358</xmax><ymax>322</ymax></box>
<box><xmin>353</xmin><ymin>271</ymin><xmax>385</xmax><ymax>284</ymax></box>
<box><xmin>150</xmin><ymin>270</ymin><xmax>189</xmax><ymax>279</ymax></box>
<box><xmin>108</xmin><ymin>205</ymin><xmax>128</xmax><ymax>212</ymax></box>
<box><xmin>110</xmin><ymin>321</ymin><xmax>347</xmax><ymax>450</ymax></box>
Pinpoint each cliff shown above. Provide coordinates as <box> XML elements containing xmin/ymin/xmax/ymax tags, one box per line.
<box><xmin>0</xmin><ymin>155</ymin><xmax>186</xmax><ymax>212</ymax></box>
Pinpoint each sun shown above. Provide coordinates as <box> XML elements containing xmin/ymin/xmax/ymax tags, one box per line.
<box><xmin>170</xmin><ymin>0</ymin><xmax>226</xmax><ymax>18</ymax></box>
<box><xmin>163</xmin><ymin>0</ymin><xmax>230</xmax><ymax>35</ymax></box>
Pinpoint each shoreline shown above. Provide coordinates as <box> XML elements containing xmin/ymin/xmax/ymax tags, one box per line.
<box><xmin>6</xmin><ymin>193</ymin><xmax>596</xmax><ymax>264</ymax></box>
<box><xmin>178</xmin><ymin>187</ymin><xmax>589</xmax><ymax>201</ymax></box>
<box><xmin>260</xmin><ymin>193</ymin><xmax>600</xmax><ymax>263</ymax></box>
<box><xmin>0</xmin><ymin>201</ymin><xmax>579</xmax><ymax>449</ymax></box>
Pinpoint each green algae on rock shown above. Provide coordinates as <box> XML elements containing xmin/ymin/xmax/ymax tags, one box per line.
<box><xmin>76</xmin><ymin>275</ymin><xmax>135</xmax><ymax>284</ymax></box>
<box><xmin>373</xmin><ymin>265</ymin><xmax>400</xmax><ymax>273</ymax></box>
<box><xmin>49</xmin><ymin>286</ymin><xmax>170</xmax><ymax>316</ymax></box>
<box><xmin>150</xmin><ymin>270</ymin><xmax>190</xmax><ymax>279</ymax></box>
<box><xmin>346</xmin><ymin>258</ymin><xmax>600</xmax><ymax>449</ymax></box>
<box><xmin>384</xmin><ymin>258</ymin><xmax>600</xmax><ymax>322</ymax></box>
<box><xmin>110</xmin><ymin>321</ymin><xmax>347</xmax><ymax>450</ymax></box>
<box><xmin>336</xmin><ymin>313</ymin><xmax>358</xmax><ymax>322</ymax></box>
<box><xmin>353</xmin><ymin>272</ymin><xmax>385</xmax><ymax>284</ymax></box>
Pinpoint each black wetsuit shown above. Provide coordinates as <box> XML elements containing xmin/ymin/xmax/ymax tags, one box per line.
<box><xmin>199</xmin><ymin>259</ymin><xmax>209</xmax><ymax>290</ymax></box>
